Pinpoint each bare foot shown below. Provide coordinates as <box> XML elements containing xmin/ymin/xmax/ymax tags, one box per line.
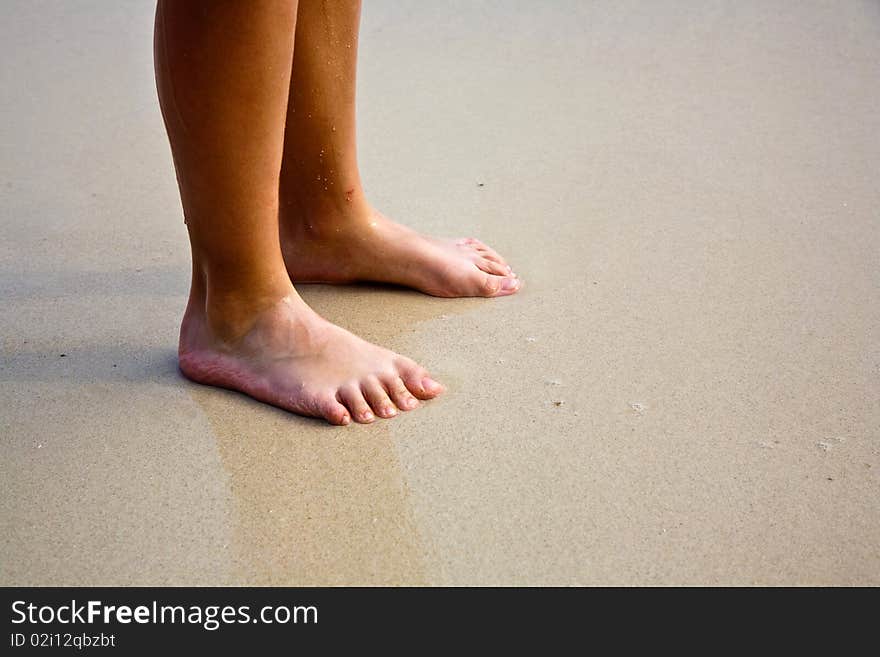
<box><xmin>178</xmin><ymin>290</ymin><xmax>443</xmax><ymax>425</ymax></box>
<box><xmin>280</xmin><ymin>206</ymin><xmax>522</xmax><ymax>298</ymax></box>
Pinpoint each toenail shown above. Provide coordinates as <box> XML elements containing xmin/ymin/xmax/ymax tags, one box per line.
<box><xmin>362</xmin><ymin>410</ymin><xmax>374</xmax><ymax>421</ymax></box>
<box><xmin>422</xmin><ymin>377</ymin><xmax>440</xmax><ymax>393</ymax></box>
<box><xmin>502</xmin><ymin>278</ymin><xmax>519</xmax><ymax>291</ymax></box>
<box><xmin>384</xmin><ymin>406</ymin><xmax>397</xmax><ymax>416</ymax></box>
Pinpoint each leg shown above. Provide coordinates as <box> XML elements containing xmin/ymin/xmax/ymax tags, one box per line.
<box><xmin>155</xmin><ymin>0</ymin><xmax>442</xmax><ymax>425</ymax></box>
<box><xmin>279</xmin><ymin>0</ymin><xmax>521</xmax><ymax>298</ymax></box>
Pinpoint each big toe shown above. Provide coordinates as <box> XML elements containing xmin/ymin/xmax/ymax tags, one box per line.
<box><xmin>396</xmin><ymin>358</ymin><xmax>444</xmax><ymax>400</ymax></box>
<box><xmin>470</xmin><ymin>272</ymin><xmax>521</xmax><ymax>297</ymax></box>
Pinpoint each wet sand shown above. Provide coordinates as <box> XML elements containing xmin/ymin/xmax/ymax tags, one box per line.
<box><xmin>2</xmin><ymin>1</ymin><xmax>878</xmax><ymax>585</ymax></box>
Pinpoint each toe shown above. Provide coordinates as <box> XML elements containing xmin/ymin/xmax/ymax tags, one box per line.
<box><xmin>383</xmin><ymin>374</ymin><xmax>420</xmax><ymax>411</ymax></box>
<box><xmin>362</xmin><ymin>376</ymin><xmax>398</xmax><ymax>418</ymax></box>
<box><xmin>470</xmin><ymin>239</ymin><xmax>508</xmax><ymax>266</ymax></box>
<box><xmin>475</xmin><ymin>273</ymin><xmax>521</xmax><ymax>297</ymax></box>
<box><xmin>337</xmin><ymin>384</ymin><xmax>375</xmax><ymax>424</ymax></box>
<box><xmin>477</xmin><ymin>250</ymin><xmax>508</xmax><ymax>268</ymax></box>
<box><xmin>396</xmin><ymin>358</ymin><xmax>444</xmax><ymax>400</ymax></box>
<box><xmin>475</xmin><ymin>257</ymin><xmax>511</xmax><ymax>277</ymax></box>
<box><xmin>321</xmin><ymin>396</ymin><xmax>351</xmax><ymax>426</ymax></box>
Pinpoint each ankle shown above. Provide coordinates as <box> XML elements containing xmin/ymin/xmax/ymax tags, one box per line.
<box><xmin>190</xmin><ymin>274</ymin><xmax>297</xmax><ymax>344</ymax></box>
<box><xmin>280</xmin><ymin>185</ymin><xmax>371</xmax><ymax>237</ymax></box>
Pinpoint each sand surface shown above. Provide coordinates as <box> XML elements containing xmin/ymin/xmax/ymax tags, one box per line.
<box><xmin>2</xmin><ymin>1</ymin><xmax>878</xmax><ymax>585</ymax></box>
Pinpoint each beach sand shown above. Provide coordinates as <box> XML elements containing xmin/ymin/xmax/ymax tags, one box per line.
<box><xmin>1</xmin><ymin>1</ymin><xmax>878</xmax><ymax>585</ymax></box>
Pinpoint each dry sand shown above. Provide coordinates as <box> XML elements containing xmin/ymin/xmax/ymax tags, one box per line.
<box><xmin>1</xmin><ymin>1</ymin><xmax>878</xmax><ymax>585</ymax></box>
